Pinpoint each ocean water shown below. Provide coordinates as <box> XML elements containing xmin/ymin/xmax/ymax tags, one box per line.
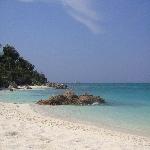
<box><xmin>0</xmin><ymin>83</ymin><xmax>150</xmax><ymax>136</ymax></box>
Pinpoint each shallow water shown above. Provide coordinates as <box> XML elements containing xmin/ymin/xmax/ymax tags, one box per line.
<box><xmin>0</xmin><ymin>83</ymin><xmax>150</xmax><ymax>136</ymax></box>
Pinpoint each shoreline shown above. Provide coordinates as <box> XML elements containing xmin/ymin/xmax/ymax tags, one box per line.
<box><xmin>0</xmin><ymin>85</ymin><xmax>51</xmax><ymax>91</ymax></box>
<box><xmin>0</xmin><ymin>87</ymin><xmax>150</xmax><ymax>138</ymax></box>
<box><xmin>0</xmin><ymin>102</ymin><xmax>150</xmax><ymax>149</ymax></box>
<box><xmin>31</xmin><ymin>104</ymin><xmax>150</xmax><ymax>138</ymax></box>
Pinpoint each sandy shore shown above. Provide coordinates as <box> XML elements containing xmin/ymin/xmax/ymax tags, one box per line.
<box><xmin>18</xmin><ymin>85</ymin><xmax>50</xmax><ymax>89</ymax></box>
<box><xmin>0</xmin><ymin>102</ymin><xmax>150</xmax><ymax>150</ymax></box>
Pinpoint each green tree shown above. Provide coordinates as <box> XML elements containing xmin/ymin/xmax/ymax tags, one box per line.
<box><xmin>0</xmin><ymin>44</ymin><xmax>47</xmax><ymax>87</ymax></box>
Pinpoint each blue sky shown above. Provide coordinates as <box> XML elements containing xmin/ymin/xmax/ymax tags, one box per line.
<box><xmin>0</xmin><ymin>0</ymin><xmax>150</xmax><ymax>82</ymax></box>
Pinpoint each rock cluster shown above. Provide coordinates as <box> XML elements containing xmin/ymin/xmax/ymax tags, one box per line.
<box><xmin>25</xmin><ymin>85</ymin><xmax>32</xmax><ymax>89</ymax></box>
<box><xmin>8</xmin><ymin>82</ymin><xmax>18</xmax><ymax>91</ymax></box>
<box><xmin>37</xmin><ymin>90</ymin><xmax>105</xmax><ymax>106</ymax></box>
<box><xmin>46</xmin><ymin>82</ymin><xmax>67</xmax><ymax>89</ymax></box>
<box><xmin>8</xmin><ymin>82</ymin><xmax>32</xmax><ymax>91</ymax></box>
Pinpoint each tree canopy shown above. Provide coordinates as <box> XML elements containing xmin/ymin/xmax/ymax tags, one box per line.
<box><xmin>0</xmin><ymin>44</ymin><xmax>47</xmax><ymax>87</ymax></box>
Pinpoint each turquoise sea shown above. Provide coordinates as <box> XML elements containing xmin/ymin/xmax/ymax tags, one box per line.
<box><xmin>0</xmin><ymin>83</ymin><xmax>150</xmax><ymax>136</ymax></box>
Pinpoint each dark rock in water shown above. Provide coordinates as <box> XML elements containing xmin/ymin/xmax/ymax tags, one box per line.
<box><xmin>8</xmin><ymin>82</ymin><xmax>18</xmax><ymax>91</ymax></box>
<box><xmin>63</xmin><ymin>90</ymin><xmax>77</xmax><ymax>99</ymax></box>
<box><xmin>55</xmin><ymin>84</ymin><xmax>67</xmax><ymax>89</ymax></box>
<box><xmin>8</xmin><ymin>82</ymin><xmax>18</xmax><ymax>89</ymax></box>
<box><xmin>10</xmin><ymin>88</ymin><xmax>14</xmax><ymax>92</ymax></box>
<box><xmin>25</xmin><ymin>85</ymin><xmax>32</xmax><ymax>89</ymax></box>
<box><xmin>46</xmin><ymin>82</ymin><xmax>67</xmax><ymax>89</ymax></box>
<box><xmin>37</xmin><ymin>90</ymin><xmax>105</xmax><ymax>106</ymax></box>
<box><xmin>78</xmin><ymin>95</ymin><xmax>105</xmax><ymax>105</ymax></box>
<box><xmin>8</xmin><ymin>85</ymin><xmax>13</xmax><ymax>90</ymax></box>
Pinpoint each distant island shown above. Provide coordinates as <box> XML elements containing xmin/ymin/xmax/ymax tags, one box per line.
<box><xmin>0</xmin><ymin>44</ymin><xmax>47</xmax><ymax>88</ymax></box>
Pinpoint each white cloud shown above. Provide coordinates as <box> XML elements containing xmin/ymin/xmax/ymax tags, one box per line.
<box><xmin>18</xmin><ymin>0</ymin><xmax>101</xmax><ymax>34</ymax></box>
<box><xmin>68</xmin><ymin>10</ymin><xmax>100</xmax><ymax>34</ymax></box>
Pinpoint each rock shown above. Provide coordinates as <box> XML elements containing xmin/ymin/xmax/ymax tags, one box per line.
<box><xmin>10</xmin><ymin>88</ymin><xmax>14</xmax><ymax>92</ymax></box>
<box><xmin>63</xmin><ymin>90</ymin><xmax>76</xmax><ymax>99</ymax></box>
<box><xmin>36</xmin><ymin>90</ymin><xmax>105</xmax><ymax>106</ymax></box>
<box><xmin>25</xmin><ymin>85</ymin><xmax>32</xmax><ymax>89</ymax></box>
<box><xmin>37</xmin><ymin>99</ymin><xmax>51</xmax><ymax>105</ymax></box>
<box><xmin>55</xmin><ymin>84</ymin><xmax>67</xmax><ymax>89</ymax></box>
<box><xmin>11</xmin><ymin>82</ymin><xmax>18</xmax><ymax>88</ymax></box>
<box><xmin>8</xmin><ymin>82</ymin><xmax>18</xmax><ymax>90</ymax></box>
<box><xmin>8</xmin><ymin>85</ymin><xmax>14</xmax><ymax>89</ymax></box>
<box><xmin>46</xmin><ymin>82</ymin><xmax>67</xmax><ymax>89</ymax></box>
<box><xmin>78</xmin><ymin>95</ymin><xmax>105</xmax><ymax>105</ymax></box>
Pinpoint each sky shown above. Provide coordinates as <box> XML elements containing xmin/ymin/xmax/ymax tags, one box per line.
<box><xmin>0</xmin><ymin>0</ymin><xmax>150</xmax><ymax>83</ymax></box>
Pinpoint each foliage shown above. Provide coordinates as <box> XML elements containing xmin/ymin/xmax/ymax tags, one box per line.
<box><xmin>0</xmin><ymin>44</ymin><xmax>47</xmax><ymax>87</ymax></box>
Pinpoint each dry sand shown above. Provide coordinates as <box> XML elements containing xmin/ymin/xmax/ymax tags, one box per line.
<box><xmin>0</xmin><ymin>102</ymin><xmax>150</xmax><ymax>150</ymax></box>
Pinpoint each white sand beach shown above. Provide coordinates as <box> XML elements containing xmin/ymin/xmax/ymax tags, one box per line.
<box><xmin>17</xmin><ymin>85</ymin><xmax>50</xmax><ymax>90</ymax></box>
<box><xmin>0</xmin><ymin>102</ymin><xmax>150</xmax><ymax>150</ymax></box>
